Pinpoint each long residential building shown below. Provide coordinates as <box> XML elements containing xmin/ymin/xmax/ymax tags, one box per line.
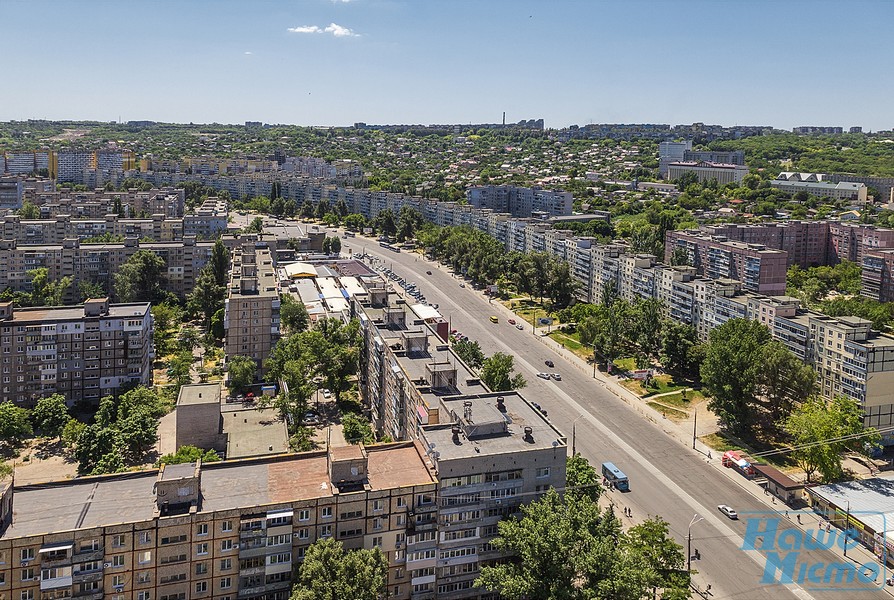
<box><xmin>0</xmin><ymin>298</ymin><xmax>153</xmax><ymax>407</ymax></box>
<box><xmin>355</xmin><ymin>289</ymin><xmax>567</xmax><ymax>597</ymax></box>
<box><xmin>665</xmin><ymin>161</ymin><xmax>749</xmax><ymax>185</ymax></box>
<box><xmin>0</xmin><ymin>443</ymin><xmax>443</xmax><ymax>600</ymax></box>
<box><xmin>21</xmin><ymin>184</ymin><xmax>187</xmax><ymax>218</ymax></box>
<box><xmin>466</xmin><ymin>185</ymin><xmax>572</xmax><ymax>217</ymax></box>
<box><xmin>0</xmin><ymin>237</ymin><xmax>215</xmax><ymax>301</ymax></box>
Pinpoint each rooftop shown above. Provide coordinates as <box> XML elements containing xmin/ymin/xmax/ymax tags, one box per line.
<box><xmin>4</xmin><ymin>443</ymin><xmax>434</xmax><ymax>540</ymax></box>
<box><xmin>222</xmin><ymin>407</ymin><xmax>290</xmax><ymax>459</ymax></box>
<box><xmin>5</xmin><ymin>302</ymin><xmax>150</xmax><ymax>323</ymax></box>
<box><xmin>177</xmin><ymin>383</ymin><xmax>221</xmax><ymax>407</ymax></box>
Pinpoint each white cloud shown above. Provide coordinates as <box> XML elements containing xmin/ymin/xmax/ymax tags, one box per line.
<box><xmin>324</xmin><ymin>22</ymin><xmax>359</xmax><ymax>37</ymax></box>
<box><xmin>244</xmin><ymin>51</ymin><xmax>253</xmax><ymax>55</ymax></box>
<box><xmin>287</xmin><ymin>22</ymin><xmax>359</xmax><ymax>37</ymax></box>
<box><xmin>287</xmin><ymin>25</ymin><xmax>323</xmax><ymax>34</ymax></box>
<box><xmin>330</xmin><ymin>0</ymin><xmax>357</xmax><ymax>3</ymax></box>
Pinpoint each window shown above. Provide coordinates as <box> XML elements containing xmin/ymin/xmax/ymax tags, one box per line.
<box><xmin>220</xmin><ymin>540</ymin><xmax>233</xmax><ymax>552</ymax></box>
<box><xmin>267</xmin><ymin>553</ymin><xmax>291</xmax><ymax>565</ymax></box>
<box><xmin>297</xmin><ymin>528</ymin><xmax>309</xmax><ymax>540</ymax></box>
<box><xmin>137</xmin><ymin>572</ymin><xmax>151</xmax><ymax>584</ymax></box>
<box><xmin>80</xmin><ymin>539</ymin><xmax>99</xmax><ymax>552</ymax></box>
<box><xmin>320</xmin><ymin>525</ymin><xmax>332</xmax><ymax>538</ymax></box>
<box><xmin>536</xmin><ymin>467</ymin><xmax>551</xmax><ymax>478</ymax></box>
<box><xmin>21</xmin><ymin>591</ymin><xmax>34</xmax><ymax>600</ymax></box>
<box><xmin>112</xmin><ymin>555</ymin><xmax>125</xmax><ymax>567</ymax></box>
<box><xmin>266</xmin><ymin>534</ymin><xmax>289</xmax><ymax>546</ymax></box>
<box><xmin>321</xmin><ymin>507</ymin><xmax>332</xmax><ymax>519</ymax></box>
<box><xmin>221</xmin><ymin>576</ymin><xmax>232</xmax><ymax>589</ymax></box>
<box><xmin>196</xmin><ymin>543</ymin><xmax>208</xmax><ymax>556</ymax></box>
<box><xmin>372</xmin><ymin>517</ymin><xmax>383</xmax><ymax>530</ymax></box>
<box><xmin>221</xmin><ymin>520</ymin><xmax>233</xmax><ymax>533</ymax></box>
<box><xmin>137</xmin><ymin>592</ymin><xmax>151</xmax><ymax>600</ymax></box>
<box><xmin>195</xmin><ymin>563</ymin><xmax>207</xmax><ymax>575</ymax></box>
<box><xmin>298</xmin><ymin>509</ymin><xmax>310</xmax><ymax>522</ymax></box>
<box><xmin>372</xmin><ymin>536</ymin><xmax>383</xmax><ymax>548</ymax></box>
<box><xmin>160</xmin><ymin>535</ymin><xmax>187</xmax><ymax>545</ymax></box>
<box><xmin>112</xmin><ymin>534</ymin><xmax>126</xmax><ymax>548</ymax></box>
<box><xmin>197</xmin><ymin>523</ymin><xmax>208</xmax><ymax>536</ymax></box>
<box><xmin>396</xmin><ymin>497</ymin><xmax>406</xmax><ymax>508</ymax></box>
<box><xmin>20</xmin><ymin>568</ymin><xmax>33</xmax><ymax>582</ymax></box>
<box><xmin>372</xmin><ymin>500</ymin><xmax>384</xmax><ymax>512</ymax></box>
<box><xmin>220</xmin><ymin>558</ymin><xmax>232</xmax><ymax>571</ymax></box>
<box><xmin>20</xmin><ymin>549</ymin><xmax>34</xmax><ymax>562</ymax></box>
<box><xmin>139</xmin><ymin>532</ymin><xmax>151</xmax><ymax>545</ymax></box>
<box><xmin>195</xmin><ymin>582</ymin><xmax>207</xmax><ymax>593</ymax></box>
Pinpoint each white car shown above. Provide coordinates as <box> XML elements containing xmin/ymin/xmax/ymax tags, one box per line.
<box><xmin>516</xmin><ymin>323</ymin><xmax>524</xmax><ymax>330</ymax></box>
<box><xmin>536</xmin><ymin>372</ymin><xmax>551</xmax><ymax>380</ymax></box>
<box><xmin>718</xmin><ymin>504</ymin><xmax>738</xmax><ymax>520</ymax></box>
<box><xmin>550</xmin><ymin>373</ymin><xmax>562</xmax><ymax>381</ymax></box>
<box><xmin>322</xmin><ymin>388</ymin><xmax>332</xmax><ymax>399</ymax></box>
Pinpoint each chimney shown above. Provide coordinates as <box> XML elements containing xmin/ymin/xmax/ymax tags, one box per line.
<box><xmin>523</xmin><ymin>426</ymin><xmax>534</xmax><ymax>443</ymax></box>
<box><xmin>496</xmin><ymin>396</ymin><xmax>506</xmax><ymax>412</ymax></box>
<box><xmin>451</xmin><ymin>425</ymin><xmax>462</xmax><ymax>445</ymax></box>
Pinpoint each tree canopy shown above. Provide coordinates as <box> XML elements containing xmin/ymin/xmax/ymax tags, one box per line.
<box><xmin>289</xmin><ymin>538</ymin><xmax>388</xmax><ymax>600</ymax></box>
<box><xmin>480</xmin><ymin>352</ymin><xmax>526</xmax><ymax>391</ymax></box>
<box><xmin>114</xmin><ymin>250</ymin><xmax>167</xmax><ymax>303</ymax></box>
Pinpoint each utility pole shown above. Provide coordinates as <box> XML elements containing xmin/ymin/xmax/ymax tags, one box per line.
<box><xmin>692</xmin><ymin>409</ymin><xmax>697</xmax><ymax>450</ymax></box>
<box><xmin>688</xmin><ymin>514</ymin><xmax>703</xmax><ymax>573</ymax></box>
<box><xmin>844</xmin><ymin>501</ymin><xmax>851</xmax><ymax>557</ymax></box>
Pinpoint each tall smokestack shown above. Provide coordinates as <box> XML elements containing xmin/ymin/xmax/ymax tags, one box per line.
<box><xmin>502</xmin><ymin>112</ymin><xmax>506</xmax><ymax>126</ymax></box>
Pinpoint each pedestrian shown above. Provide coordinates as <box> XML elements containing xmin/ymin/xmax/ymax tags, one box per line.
<box><xmin>797</xmin><ymin>514</ymin><xmax>802</xmax><ymax>524</ymax></box>
<box><xmin>785</xmin><ymin>511</ymin><xmax>789</xmax><ymax>519</ymax></box>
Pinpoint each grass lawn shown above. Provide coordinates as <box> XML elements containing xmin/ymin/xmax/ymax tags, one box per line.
<box><xmin>504</xmin><ymin>298</ymin><xmax>563</xmax><ymax>327</ymax></box>
<box><xmin>548</xmin><ymin>330</ymin><xmax>594</xmax><ymax>361</ymax></box>
<box><xmin>647</xmin><ymin>402</ymin><xmax>688</xmax><ymax>421</ymax></box>
<box><xmin>699</xmin><ymin>431</ymin><xmax>796</xmax><ymax>471</ymax></box>
<box><xmin>655</xmin><ymin>389</ymin><xmax>704</xmax><ymax>408</ymax></box>
<box><xmin>621</xmin><ymin>373</ymin><xmax>691</xmax><ymax>397</ymax></box>
<box><xmin>612</xmin><ymin>357</ymin><xmax>636</xmax><ymax>372</ymax></box>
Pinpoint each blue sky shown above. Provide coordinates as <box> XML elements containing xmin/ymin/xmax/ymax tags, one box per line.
<box><xmin>2</xmin><ymin>0</ymin><xmax>892</xmax><ymax>130</ymax></box>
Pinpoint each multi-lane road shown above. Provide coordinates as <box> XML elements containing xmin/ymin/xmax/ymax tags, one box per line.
<box><xmin>291</xmin><ymin>221</ymin><xmax>890</xmax><ymax>599</ymax></box>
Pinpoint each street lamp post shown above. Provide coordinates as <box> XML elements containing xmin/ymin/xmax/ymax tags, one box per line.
<box><xmin>844</xmin><ymin>501</ymin><xmax>851</xmax><ymax>558</ymax></box>
<box><xmin>592</xmin><ymin>344</ymin><xmax>598</xmax><ymax>379</ymax></box>
<box><xmin>688</xmin><ymin>514</ymin><xmax>704</xmax><ymax>573</ymax></box>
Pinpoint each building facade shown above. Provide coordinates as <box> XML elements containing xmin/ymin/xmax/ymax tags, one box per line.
<box><xmin>666</xmin><ymin>161</ymin><xmax>749</xmax><ymax>185</ymax></box>
<box><xmin>0</xmin><ymin>298</ymin><xmax>153</xmax><ymax>407</ymax></box>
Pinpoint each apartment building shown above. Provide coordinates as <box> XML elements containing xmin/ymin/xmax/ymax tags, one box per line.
<box><xmin>665</xmin><ymin>161</ymin><xmax>749</xmax><ymax>185</ymax></box>
<box><xmin>664</xmin><ymin>230</ymin><xmax>788</xmax><ymax>295</ymax></box>
<box><xmin>224</xmin><ymin>244</ymin><xmax>280</xmax><ymax>374</ymax></box>
<box><xmin>356</xmin><ymin>292</ymin><xmax>567</xmax><ymax>598</ymax></box>
<box><xmin>0</xmin><ymin>177</ymin><xmax>23</xmax><ymax>210</ymax></box>
<box><xmin>658</xmin><ymin>140</ymin><xmax>692</xmax><ymax>177</ymax></box>
<box><xmin>0</xmin><ymin>444</ymin><xmax>438</xmax><ymax>600</ymax></box>
<box><xmin>23</xmin><ymin>185</ymin><xmax>186</xmax><ymax>219</ymax></box>
<box><xmin>467</xmin><ymin>186</ymin><xmax>572</xmax><ymax>217</ymax></box>
<box><xmin>1</xmin><ymin>152</ymin><xmax>52</xmax><ymax>177</ymax></box>
<box><xmin>862</xmin><ymin>249</ymin><xmax>894</xmax><ymax>302</ymax></box>
<box><xmin>55</xmin><ymin>150</ymin><xmax>136</xmax><ymax>185</ymax></box>
<box><xmin>770</xmin><ymin>178</ymin><xmax>868</xmax><ymax>204</ymax></box>
<box><xmin>683</xmin><ymin>149</ymin><xmax>745</xmax><ymax>166</ymax></box>
<box><xmin>0</xmin><ymin>237</ymin><xmax>215</xmax><ymax>301</ymax></box>
<box><xmin>0</xmin><ymin>298</ymin><xmax>152</xmax><ymax>407</ymax></box>
<box><xmin>700</xmin><ymin>222</ymin><xmax>832</xmax><ymax>268</ymax></box>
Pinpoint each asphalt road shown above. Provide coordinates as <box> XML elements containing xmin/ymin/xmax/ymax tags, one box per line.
<box><xmin>317</xmin><ymin>225</ymin><xmax>891</xmax><ymax>600</ymax></box>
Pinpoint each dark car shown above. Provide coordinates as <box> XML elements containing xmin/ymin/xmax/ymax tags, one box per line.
<box><xmin>532</xmin><ymin>402</ymin><xmax>548</xmax><ymax>416</ymax></box>
<box><xmin>545</xmin><ymin>360</ymin><xmax>554</xmax><ymax>368</ymax></box>
<box><xmin>426</xmin><ymin>270</ymin><xmax>432</xmax><ymax>275</ymax></box>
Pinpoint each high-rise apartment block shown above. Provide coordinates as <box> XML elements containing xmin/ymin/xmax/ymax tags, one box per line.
<box><xmin>224</xmin><ymin>244</ymin><xmax>280</xmax><ymax>373</ymax></box>
<box><xmin>0</xmin><ymin>298</ymin><xmax>153</xmax><ymax>407</ymax></box>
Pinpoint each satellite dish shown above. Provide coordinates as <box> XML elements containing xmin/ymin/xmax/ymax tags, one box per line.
<box><xmin>351</xmin><ymin>467</ymin><xmax>359</xmax><ymax>476</ymax></box>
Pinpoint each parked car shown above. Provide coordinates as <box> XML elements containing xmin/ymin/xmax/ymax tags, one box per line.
<box><xmin>545</xmin><ymin>360</ymin><xmax>554</xmax><ymax>368</ymax></box>
<box><xmin>551</xmin><ymin>373</ymin><xmax>562</xmax><ymax>381</ymax></box>
<box><xmin>516</xmin><ymin>323</ymin><xmax>524</xmax><ymax>330</ymax></box>
<box><xmin>303</xmin><ymin>411</ymin><xmax>320</xmax><ymax>425</ymax></box>
<box><xmin>426</xmin><ymin>270</ymin><xmax>432</xmax><ymax>275</ymax></box>
<box><xmin>459</xmin><ymin>283</ymin><xmax>466</xmax><ymax>288</ymax></box>
<box><xmin>536</xmin><ymin>372</ymin><xmax>551</xmax><ymax>380</ymax></box>
<box><xmin>718</xmin><ymin>504</ymin><xmax>738</xmax><ymax>520</ymax></box>
<box><xmin>322</xmin><ymin>388</ymin><xmax>332</xmax><ymax>399</ymax></box>
<box><xmin>531</xmin><ymin>402</ymin><xmax>548</xmax><ymax>416</ymax></box>
<box><xmin>508</xmin><ymin>318</ymin><xmax>516</xmax><ymax>325</ymax></box>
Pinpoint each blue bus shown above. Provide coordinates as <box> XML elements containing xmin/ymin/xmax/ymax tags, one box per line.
<box><xmin>601</xmin><ymin>462</ymin><xmax>629</xmax><ymax>492</ymax></box>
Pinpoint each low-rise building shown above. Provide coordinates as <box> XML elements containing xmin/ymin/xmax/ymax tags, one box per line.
<box><xmin>666</xmin><ymin>161</ymin><xmax>748</xmax><ymax>185</ymax></box>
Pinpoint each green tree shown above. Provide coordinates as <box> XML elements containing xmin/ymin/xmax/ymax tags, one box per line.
<box><xmin>289</xmin><ymin>538</ymin><xmax>388</xmax><ymax>600</ymax></box>
<box><xmin>452</xmin><ymin>338</ymin><xmax>486</xmax><ymax>370</ymax></box>
<box><xmin>28</xmin><ymin>267</ymin><xmax>72</xmax><ymax>306</ymax></box>
<box><xmin>77</xmin><ymin>279</ymin><xmax>107</xmax><ymax>303</ymax></box>
<box><xmin>228</xmin><ymin>355</ymin><xmax>257</xmax><ymax>392</ymax></box>
<box><xmin>623</xmin><ymin>518</ymin><xmax>689</xmax><ymax>599</ymax></box>
<box><xmin>300</xmin><ymin>199</ymin><xmax>315</xmax><ymax>219</ymax></box>
<box><xmin>341</xmin><ymin>413</ymin><xmax>374</xmax><ymax>444</ymax></box>
<box><xmin>209</xmin><ymin>238</ymin><xmax>231</xmax><ymax>286</ymax></box>
<box><xmin>280</xmin><ymin>294</ymin><xmax>309</xmax><ymax>333</ymax></box>
<box><xmin>188</xmin><ymin>266</ymin><xmax>226</xmax><ymax>327</ymax></box>
<box><xmin>114</xmin><ymin>250</ymin><xmax>166</xmax><ymax>303</ymax></box>
<box><xmin>60</xmin><ymin>418</ymin><xmax>85</xmax><ymax>451</ymax></box>
<box><xmin>31</xmin><ymin>394</ymin><xmax>70</xmax><ymax>438</ymax></box>
<box><xmin>343</xmin><ymin>213</ymin><xmax>367</xmax><ymax>232</ymax></box>
<box><xmin>245</xmin><ymin>216</ymin><xmax>264</xmax><ymax>234</ymax></box>
<box><xmin>373</xmin><ymin>209</ymin><xmax>397</xmax><ymax>237</ymax></box>
<box><xmin>167</xmin><ymin>350</ymin><xmax>194</xmax><ymax>391</ymax></box>
<box><xmin>74</xmin><ymin>424</ymin><xmax>120</xmax><ymax>475</ymax></box>
<box><xmin>757</xmin><ymin>341</ymin><xmax>816</xmax><ymax>421</ymax></box>
<box><xmin>480</xmin><ymin>352</ymin><xmax>526</xmax><ymax>391</ymax></box>
<box><xmin>784</xmin><ymin>395</ymin><xmax>879</xmax><ymax>483</ymax></box>
<box><xmin>157</xmin><ymin>445</ymin><xmax>221</xmax><ymax>466</ymax></box>
<box><xmin>700</xmin><ymin>319</ymin><xmax>770</xmax><ymax>436</ymax></box>
<box><xmin>659</xmin><ymin>320</ymin><xmax>699</xmax><ymax>377</ymax></box>
<box><xmin>396</xmin><ymin>206</ymin><xmax>423</xmax><ymax>242</ymax></box>
<box><xmin>566</xmin><ymin>453</ymin><xmax>601</xmax><ymax>502</ymax></box>
<box><xmin>152</xmin><ymin>302</ymin><xmax>184</xmax><ymax>357</ymax></box>
<box><xmin>0</xmin><ymin>402</ymin><xmax>33</xmax><ymax>450</ymax></box>
<box><xmin>17</xmin><ymin>200</ymin><xmax>40</xmax><ymax>219</ymax></box>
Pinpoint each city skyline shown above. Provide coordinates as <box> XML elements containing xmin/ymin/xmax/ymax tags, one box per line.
<box><xmin>3</xmin><ymin>0</ymin><xmax>892</xmax><ymax>130</ymax></box>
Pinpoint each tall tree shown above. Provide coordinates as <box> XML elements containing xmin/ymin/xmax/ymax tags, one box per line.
<box><xmin>480</xmin><ymin>352</ymin><xmax>526</xmax><ymax>391</ymax></box>
<box><xmin>114</xmin><ymin>250</ymin><xmax>167</xmax><ymax>303</ymax></box>
<box><xmin>757</xmin><ymin>341</ymin><xmax>816</xmax><ymax>420</ymax></box>
<box><xmin>0</xmin><ymin>402</ymin><xmax>33</xmax><ymax>450</ymax></box>
<box><xmin>566</xmin><ymin>453</ymin><xmax>602</xmax><ymax>502</ymax></box>
<box><xmin>289</xmin><ymin>538</ymin><xmax>388</xmax><ymax>600</ymax></box>
<box><xmin>280</xmin><ymin>294</ymin><xmax>309</xmax><ymax>334</ymax></box>
<box><xmin>188</xmin><ymin>266</ymin><xmax>226</xmax><ymax>327</ymax></box>
<box><xmin>228</xmin><ymin>355</ymin><xmax>257</xmax><ymax>392</ymax></box>
<box><xmin>784</xmin><ymin>395</ymin><xmax>879</xmax><ymax>483</ymax></box>
<box><xmin>452</xmin><ymin>338</ymin><xmax>486</xmax><ymax>370</ymax></box>
<box><xmin>659</xmin><ymin>320</ymin><xmax>699</xmax><ymax>377</ymax></box>
<box><xmin>31</xmin><ymin>394</ymin><xmax>70</xmax><ymax>438</ymax></box>
<box><xmin>700</xmin><ymin>319</ymin><xmax>770</xmax><ymax>436</ymax></box>
<box><xmin>28</xmin><ymin>267</ymin><xmax>71</xmax><ymax>306</ymax></box>
<box><xmin>209</xmin><ymin>239</ymin><xmax>231</xmax><ymax>286</ymax></box>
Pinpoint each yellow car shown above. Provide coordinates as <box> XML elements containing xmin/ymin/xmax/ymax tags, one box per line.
<box><xmin>489</xmin><ymin>316</ymin><xmax>499</xmax><ymax>323</ymax></box>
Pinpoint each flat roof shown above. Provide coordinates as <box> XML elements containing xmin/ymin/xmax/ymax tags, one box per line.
<box><xmin>177</xmin><ymin>383</ymin><xmax>221</xmax><ymax>407</ymax></box>
<box><xmin>7</xmin><ymin>303</ymin><xmax>150</xmax><ymax>323</ymax></box>
<box><xmin>807</xmin><ymin>478</ymin><xmax>894</xmax><ymax>534</ymax></box>
<box><xmin>222</xmin><ymin>407</ymin><xmax>289</xmax><ymax>459</ymax></box>
<box><xmin>422</xmin><ymin>392</ymin><xmax>566</xmax><ymax>464</ymax></box>
<box><xmin>4</xmin><ymin>444</ymin><xmax>435</xmax><ymax>540</ymax></box>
